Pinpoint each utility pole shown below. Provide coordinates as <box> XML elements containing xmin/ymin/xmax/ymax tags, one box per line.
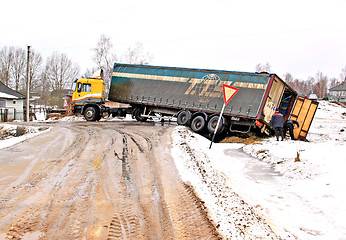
<box><xmin>26</xmin><ymin>46</ymin><xmax>30</xmax><ymax>122</ymax></box>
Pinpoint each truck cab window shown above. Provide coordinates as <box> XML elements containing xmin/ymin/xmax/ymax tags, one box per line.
<box><xmin>82</xmin><ymin>84</ymin><xmax>91</xmax><ymax>92</ymax></box>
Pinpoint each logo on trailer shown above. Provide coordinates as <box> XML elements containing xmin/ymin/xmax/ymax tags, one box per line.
<box><xmin>192</xmin><ymin>74</ymin><xmax>221</xmax><ymax>102</ymax></box>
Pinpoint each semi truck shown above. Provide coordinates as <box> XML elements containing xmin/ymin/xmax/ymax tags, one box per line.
<box><xmin>71</xmin><ymin>63</ymin><xmax>318</xmax><ymax>140</ymax></box>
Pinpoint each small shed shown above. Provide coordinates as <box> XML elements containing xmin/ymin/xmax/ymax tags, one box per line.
<box><xmin>0</xmin><ymin>81</ymin><xmax>26</xmax><ymax>121</ymax></box>
<box><xmin>329</xmin><ymin>81</ymin><xmax>346</xmax><ymax>101</ymax></box>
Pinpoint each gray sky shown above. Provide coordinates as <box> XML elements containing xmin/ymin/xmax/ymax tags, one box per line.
<box><xmin>1</xmin><ymin>0</ymin><xmax>345</xmax><ymax>80</ymax></box>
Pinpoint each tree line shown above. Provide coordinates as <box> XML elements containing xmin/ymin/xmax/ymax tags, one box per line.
<box><xmin>0</xmin><ymin>34</ymin><xmax>152</xmax><ymax>107</ymax></box>
<box><xmin>1</xmin><ymin>37</ymin><xmax>345</xmax><ymax>108</ymax></box>
<box><xmin>256</xmin><ymin>62</ymin><xmax>346</xmax><ymax>98</ymax></box>
<box><xmin>0</xmin><ymin>47</ymin><xmax>80</xmax><ymax>107</ymax></box>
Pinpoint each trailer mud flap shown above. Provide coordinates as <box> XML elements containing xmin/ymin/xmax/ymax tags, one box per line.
<box><xmin>289</xmin><ymin>96</ymin><xmax>318</xmax><ymax>140</ymax></box>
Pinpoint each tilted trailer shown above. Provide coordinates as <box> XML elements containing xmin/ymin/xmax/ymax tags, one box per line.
<box><xmin>71</xmin><ymin>63</ymin><xmax>318</xmax><ymax>140</ymax></box>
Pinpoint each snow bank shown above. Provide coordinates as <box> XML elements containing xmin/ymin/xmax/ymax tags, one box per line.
<box><xmin>172</xmin><ymin>101</ymin><xmax>346</xmax><ymax>239</ymax></box>
<box><xmin>172</xmin><ymin>127</ymin><xmax>287</xmax><ymax>239</ymax></box>
<box><xmin>45</xmin><ymin>115</ymin><xmax>86</xmax><ymax>122</ymax></box>
<box><xmin>0</xmin><ymin>124</ymin><xmax>50</xmax><ymax>149</ymax></box>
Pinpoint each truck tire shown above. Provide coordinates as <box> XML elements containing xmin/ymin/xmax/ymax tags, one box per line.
<box><xmin>207</xmin><ymin>115</ymin><xmax>225</xmax><ymax>134</ymax></box>
<box><xmin>190</xmin><ymin>116</ymin><xmax>206</xmax><ymax>133</ymax></box>
<box><xmin>133</xmin><ymin>108</ymin><xmax>148</xmax><ymax>122</ymax></box>
<box><xmin>84</xmin><ymin>106</ymin><xmax>99</xmax><ymax>121</ymax></box>
<box><xmin>177</xmin><ymin>110</ymin><xmax>191</xmax><ymax>125</ymax></box>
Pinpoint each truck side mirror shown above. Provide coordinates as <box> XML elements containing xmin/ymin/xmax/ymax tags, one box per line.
<box><xmin>77</xmin><ymin>82</ymin><xmax>82</xmax><ymax>93</ymax></box>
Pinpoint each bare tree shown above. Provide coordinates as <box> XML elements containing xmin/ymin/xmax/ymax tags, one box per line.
<box><xmin>122</xmin><ymin>42</ymin><xmax>153</xmax><ymax>65</ymax></box>
<box><xmin>313</xmin><ymin>72</ymin><xmax>328</xmax><ymax>98</ymax></box>
<box><xmin>26</xmin><ymin>49</ymin><xmax>43</xmax><ymax>93</ymax></box>
<box><xmin>92</xmin><ymin>35</ymin><xmax>154</xmax><ymax>95</ymax></box>
<box><xmin>340</xmin><ymin>66</ymin><xmax>346</xmax><ymax>82</ymax></box>
<box><xmin>329</xmin><ymin>78</ymin><xmax>339</xmax><ymax>89</ymax></box>
<box><xmin>0</xmin><ymin>46</ymin><xmax>42</xmax><ymax>93</ymax></box>
<box><xmin>39</xmin><ymin>70</ymin><xmax>50</xmax><ymax>105</ymax></box>
<box><xmin>11</xmin><ymin>47</ymin><xmax>26</xmax><ymax>91</ymax></box>
<box><xmin>81</xmin><ymin>67</ymin><xmax>99</xmax><ymax>79</ymax></box>
<box><xmin>284</xmin><ymin>73</ymin><xmax>294</xmax><ymax>86</ymax></box>
<box><xmin>44</xmin><ymin>52</ymin><xmax>80</xmax><ymax>107</ymax></box>
<box><xmin>284</xmin><ymin>72</ymin><xmax>313</xmax><ymax>96</ymax></box>
<box><xmin>0</xmin><ymin>46</ymin><xmax>14</xmax><ymax>86</ymax></box>
<box><xmin>255</xmin><ymin>62</ymin><xmax>271</xmax><ymax>72</ymax></box>
<box><xmin>92</xmin><ymin>34</ymin><xmax>117</xmax><ymax>93</ymax></box>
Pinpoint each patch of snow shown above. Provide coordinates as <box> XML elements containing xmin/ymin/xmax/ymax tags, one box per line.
<box><xmin>0</xmin><ymin>92</ymin><xmax>18</xmax><ymax>99</ymax></box>
<box><xmin>0</xmin><ymin>124</ymin><xmax>50</xmax><ymax>150</ymax></box>
<box><xmin>46</xmin><ymin>115</ymin><xmax>86</xmax><ymax>122</ymax></box>
<box><xmin>99</xmin><ymin>114</ymin><xmax>135</xmax><ymax>122</ymax></box>
<box><xmin>172</xmin><ymin>100</ymin><xmax>346</xmax><ymax>239</ymax></box>
<box><xmin>34</xmin><ymin>112</ymin><xmax>46</xmax><ymax>121</ymax></box>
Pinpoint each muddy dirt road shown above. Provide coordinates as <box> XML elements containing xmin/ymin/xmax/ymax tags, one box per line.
<box><xmin>0</xmin><ymin>121</ymin><xmax>220</xmax><ymax>239</ymax></box>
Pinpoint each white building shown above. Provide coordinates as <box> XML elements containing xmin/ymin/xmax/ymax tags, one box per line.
<box><xmin>329</xmin><ymin>82</ymin><xmax>346</xmax><ymax>101</ymax></box>
<box><xmin>0</xmin><ymin>81</ymin><xmax>26</xmax><ymax>121</ymax></box>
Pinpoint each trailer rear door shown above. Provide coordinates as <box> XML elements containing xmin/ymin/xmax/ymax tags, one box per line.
<box><xmin>262</xmin><ymin>76</ymin><xmax>285</xmax><ymax>124</ymax></box>
<box><xmin>289</xmin><ymin>96</ymin><xmax>319</xmax><ymax>140</ymax></box>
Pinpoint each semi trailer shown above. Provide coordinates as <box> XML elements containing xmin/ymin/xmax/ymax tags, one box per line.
<box><xmin>71</xmin><ymin>63</ymin><xmax>318</xmax><ymax>140</ymax></box>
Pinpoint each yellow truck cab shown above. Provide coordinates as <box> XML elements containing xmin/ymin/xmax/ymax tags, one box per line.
<box><xmin>72</xmin><ymin>78</ymin><xmax>105</xmax><ymax>104</ymax></box>
<box><xmin>71</xmin><ymin>70</ymin><xmax>106</xmax><ymax>121</ymax></box>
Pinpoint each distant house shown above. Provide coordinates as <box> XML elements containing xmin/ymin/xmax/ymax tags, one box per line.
<box><xmin>0</xmin><ymin>81</ymin><xmax>26</xmax><ymax>121</ymax></box>
<box><xmin>329</xmin><ymin>82</ymin><xmax>346</xmax><ymax>101</ymax></box>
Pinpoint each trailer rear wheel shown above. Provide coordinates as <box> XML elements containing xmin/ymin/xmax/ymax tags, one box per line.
<box><xmin>190</xmin><ymin>116</ymin><xmax>206</xmax><ymax>133</ymax></box>
<box><xmin>177</xmin><ymin>110</ymin><xmax>191</xmax><ymax>125</ymax></box>
<box><xmin>207</xmin><ymin>115</ymin><xmax>225</xmax><ymax>134</ymax></box>
<box><xmin>133</xmin><ymin>108</ymin><xmax>148</xmax><ymax>122</ymax></box>
<box><xmin>84</xmin><ymin>106</ymin><xmax>99</xmax><ymax>121</ymax></box>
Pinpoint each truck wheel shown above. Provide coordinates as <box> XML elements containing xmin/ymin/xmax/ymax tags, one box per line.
<box><xmin>177</xmin><ymin>110</ymin><xmax>191</xmax><ymax>125</ymax></box>
<box><xmin>207</xmin><ymin>115</ymin><xmax>225</xmax><ymax>134</ymax></box>
<box><xmin>133</xmin><ymin>108</ymin><xmax>148</xmax><ymax>122</ymax></box>
<box><xmin>84</xmin><ymin>106</ymin><xmax>99</xmax><ymax>121</ymax></box>
<box><xmin>190</xmin><ymin>116</ymin><xmax>206</xmax><ymax>133</ymax></box>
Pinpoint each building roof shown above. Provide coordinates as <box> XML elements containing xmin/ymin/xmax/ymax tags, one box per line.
<box><xmin>329</xmin><ymin>82</ymin><xmax>346</xmax><ymax>92</ymax></box>
<box><xmin>0</xmin><ymin>81</ymin><xmax>26</xmax><ymax>99</ymax></box>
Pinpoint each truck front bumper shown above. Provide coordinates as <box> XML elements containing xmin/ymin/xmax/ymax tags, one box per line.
<box><xmin>71</xmin><ymin>105</ymin><xmax>82</xmax><ymax>115</ymax></box>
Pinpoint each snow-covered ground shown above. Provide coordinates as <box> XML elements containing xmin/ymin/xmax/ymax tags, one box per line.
<box><xmin>172</xmin><ymin>101</ymin><xmax>346</xmax><ymax>239</ymax></box>
<box><xmin>1</xmin><ymin>101</ymin><xmax>345</xmax><ymax>239</ymax></box>
<box><xmin>0</xmin><ymin>124</ymin><xmax>50</xmax><ymax>150</ymax></box>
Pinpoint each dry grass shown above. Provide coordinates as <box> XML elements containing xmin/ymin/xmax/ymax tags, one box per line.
<box><xmin>220</xmin><ymin>135</ymin><xmax>263</xmax><ymax>145</ymax></box>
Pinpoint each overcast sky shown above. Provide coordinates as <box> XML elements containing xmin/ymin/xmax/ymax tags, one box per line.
<box><xmin>1</xmin><ymin>0</ymin><xmax>345</xmax><ymax>80</ymax></box>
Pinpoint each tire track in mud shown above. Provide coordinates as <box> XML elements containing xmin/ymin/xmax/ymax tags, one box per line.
<box><xmin>109</xmin><ymin>127</ymin><xmax>220</xmax><ymax>239</ymax></box>
<box><xmin>105</xmin><ymin>131</ymin><xmax>149</xmax><ymax>239</ymax></box>
<box><xmin>2</xmin><ymin>126</ymin><xmax>90</xmax><ymax>239</ymax></box>
<box><xmin>41</xmin><ymin>126</ymin><xmax>118</xmax><ymax>239</ymax></box>
<box><xmin>0</xmin><ymin>133</ymin><xmax>69</xmax><ymax>207</ymax></box>
<box><xmin>169</xmin><ymin>182</ymin><xmax>221</xmax><ymax>239</ymax></box>
<box><xmin>107</xmin><ymin>200</ymin><xmax>143</xmax><ymax>239</ymax></box>
<box><xmin>0</xmin><ymin>126</ymin><xmax>86</xmax><ymax>209</ymax></box>
<box><xmin>1</xmin><ymin>122</ymin><xmax>221</xmax><ymax>239</ymax></box>
<box><xmin>103</xmin><ymin>129</ymin><xmax>172</xmax><ymax>239</ymax></box>
<box><xmin>132</xmin><ymin>127</ymin><xmax>221</xmax><ymax>239</ymax></box>
<box><xmin>2</xmin><ymin>125</ymin><xmax>116</xmax><ymax>239</ymax></box>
